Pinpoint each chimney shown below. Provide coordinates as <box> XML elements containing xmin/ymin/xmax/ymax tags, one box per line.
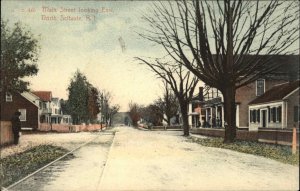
<box><xmin>199</xmin><ymin>87</ymin><xmax>203</xmax><ymax>101</ymax></box>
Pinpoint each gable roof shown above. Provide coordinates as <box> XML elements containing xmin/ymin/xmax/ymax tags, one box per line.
<box><xmin>249</xmin><ymin>80</ymin><xmax>299</xmax><ymax>105</ymax></box>
<box><xmin>21</xmin><ymin>92</ymin><xmax>40</xmax><ymax>107</ymax></box>
<box><xmin>32</xmin><ymin>91</ymin><xmax>52</xmax><ymax>102</ymax></box>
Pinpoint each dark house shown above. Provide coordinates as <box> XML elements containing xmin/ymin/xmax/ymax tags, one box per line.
<box><xmin>0</xmin><ymin>92</ymin><xmax>39</xmax><ymax>129</ymax></box>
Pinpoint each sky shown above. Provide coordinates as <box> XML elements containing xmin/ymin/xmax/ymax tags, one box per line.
<box><xmin>2</xmin><ymin>1</ymin><xmax>298</xmax><ymax>111</ymax></box>
<box><xmin>1</xmin><ymin>1</ymin><xmax>168</xmax><ymax>112</ymax></box>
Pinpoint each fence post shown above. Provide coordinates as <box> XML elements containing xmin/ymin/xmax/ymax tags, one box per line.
<box><xmin>292</xmin><ymin>126</ymin><xmax>297</xmax><ymax>154</ymax></box>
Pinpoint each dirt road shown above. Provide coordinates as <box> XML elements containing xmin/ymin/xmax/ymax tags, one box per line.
<box><xmin>99</xmin><ymin>127</ymin><xmax>299</xmax><ymax>191</ymax></box>
<box><xmin>6</xmin><ymin>127</ymin><xmax>299</xmax><ymax>191</ymax></box>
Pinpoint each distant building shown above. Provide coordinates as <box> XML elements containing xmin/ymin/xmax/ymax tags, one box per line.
<box><xmin>188</xmin><ymin>87</ymin><xmax>206</xmax><ymax>128</ymax></box>
<box><xmin>32</xmin><ymin>91</ymin><xmax>52</xmax><ymax>124</ymax></box>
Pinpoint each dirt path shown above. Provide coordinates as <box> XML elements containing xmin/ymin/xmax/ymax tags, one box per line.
<box><xmin>99</xmin><ymin>127</ymin><xmax>299</xmax><ymax>191</ymax></box>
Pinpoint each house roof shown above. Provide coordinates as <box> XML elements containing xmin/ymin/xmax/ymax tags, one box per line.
<box><xmin>21</xmin><ymin>92</ymin><xmax>40</xmax><ymax>107</ymax></box>
<box><xmin>249</xmin><ymin>80</ymin><xmax>299</xmax><ymax>105</ymax></box>
<box><xmin>32</xmin><ymin>91</ymin><xmax>52</xmax><ymax>102</ymax></box>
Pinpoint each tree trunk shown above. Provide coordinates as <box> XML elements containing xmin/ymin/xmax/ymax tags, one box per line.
<box><xmin>180</xmin><ymin>101</ymin><xmax>189</xmax><ymax>136</ymax></box>
<box><xmin>222</xmin><ymin>85</ymin><xmax>237</xmax><ymax>143</ymax></box>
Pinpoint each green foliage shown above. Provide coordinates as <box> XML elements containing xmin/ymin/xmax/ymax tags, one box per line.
<box><xmin>189</xmin><ymin>137</ymin><xmax>299</xmax><ymax>166</ymax></box>
<box><xmin>0</xmin><ymin>19</ymin><xmax>39</xmax><ymax>98</ymax></box>
<box><xmin>0</xmin><ymin>145</ymin><xmax>71</xmax><ymax>187</ymax></box>
<box><xmin>67</xmin><ymin>70</ymin><xmax>100</xmax><ymax>124</ymax></box>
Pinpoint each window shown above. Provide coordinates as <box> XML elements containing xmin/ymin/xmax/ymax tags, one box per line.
<box><xmin>256</xmin><ymin>79</ymin><xmax>265</xmax><ymax>96</ymax></box>
<box><xmin>18</xmin><ymin>109</ymin><xmax>26</xmax><ymax>121</ymax></box>
<box><xmin>269</xmin><ymin>107</ymin><xmax>282</xmax><ymax>123</ymax></box>
<box><xmin>6</xmin><ymin>92</ymin><xmax>12</xmax><ymax>102</ymax></box>
<box><xmin>294</xmin><ymin>106</ymin><xmax>300</xmax><ymax>122</ymax></box>
<box><xmin>250</xmin><ymin>110</ymin><xmax>261</xmax><ymax>123</ymax></box>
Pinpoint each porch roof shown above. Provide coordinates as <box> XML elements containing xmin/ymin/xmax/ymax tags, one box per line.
<box><xmin>249</xmin><ymin>80</ymin><xmax>299</xmax><ymax>105</ymax></box>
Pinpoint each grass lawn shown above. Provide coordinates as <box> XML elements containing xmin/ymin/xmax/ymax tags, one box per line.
<box><xmin>0</xmin><ymin>145</ymin><xmax>73</xmax><ymax>187</ymax></box>
<box><xmin>188</xmin><ymin>136</ymin><xmax>299</xmax><ymax>166</ymax></box>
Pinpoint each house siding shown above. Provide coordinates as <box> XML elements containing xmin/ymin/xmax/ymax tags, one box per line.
<box><xmin>287</xmin><ymin>89</ymin><xmax>300</xmax><ymax>128</ymax></box>
<box><xmin>236</xmin><ymin>83</ymin><xmax>256</xmax><ymax>128</ymax></box>
<box><xmin>0</xmin><ymin>92</ymin><xmax>39</xmax><ymax>129</ymax></box>
<box><xmin>236</xmin><ymin>80</ymin><xmax>286</xmax><ymax>128</ymax></box>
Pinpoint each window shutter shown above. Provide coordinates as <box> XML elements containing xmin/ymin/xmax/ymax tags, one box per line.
<box><xmin>253</xmin><ymin>110</ymin><xmax>256</xmax><ymax>123</ymax></box>
<box><xmin>268</xmin><ymin>108</ymin><xmax>270</xmax><ymax>122</ymax></box>
<box><xmin>295</xmin><ymin>106</ymin><xmax>299</xmax><ymax>122</ymax></box>
<box><xmin>272</xmin><ymin>107</ymin><xmax>276</xmax><ymax>122</ymax></box>
<box><xmin>278</xmin><ymin>107</ymin><xmax>282</xmax><ymax>122</ymax></box>
<box><xmin>257</xmin><ymin>109</ymin><xmax>260</xmax><ymax>123</ymax></box>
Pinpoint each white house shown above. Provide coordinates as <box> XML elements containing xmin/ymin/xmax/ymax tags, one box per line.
<box><xmin>248</xmin><ymin>80</ymin><xmax>299</xmax><ymax>131</ymax></box>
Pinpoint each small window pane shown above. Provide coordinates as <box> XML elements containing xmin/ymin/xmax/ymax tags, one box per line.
<box><xmin>256</xmin><ymin>79</ymin><xmax>265</xmax><ymax>96</ymax></box>
<box><xmin>6</xmin><ymin>92</ymin><xmax>12</xmax><ymax>102</ymax></box>
<box><xmin>18</xmin><ymin>109</ymin><xmax>26</xmax><ymax>121</ymax></box>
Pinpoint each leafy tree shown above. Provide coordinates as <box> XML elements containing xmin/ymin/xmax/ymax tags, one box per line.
<box><xmin>67</xmin><ymin>70</ymin><xmax>101</xmax><ymax>124</ymax></box>
<box><xmin>87</xmin><ymin>85</ymin><xmax>100</xmax><ymax>123</ymax></box>
<box><xmin>67</xmin><ymin>70</ymin><xmax>89</xmax><ymax>124</ymax></box>
<box><xmin>60</xmin><ymin>99</ymin><xmax>70</xmax><ymax>115</ymax></box>
<box><xmin>139</xmin><ymin>0</ymin><xmax>299</xmax><ymax>142</ymax></box>
<box><xmin>140</xmin><ymin>104</ymin><xmax>163</xmax><ymax>126</ymax></box>
<box><xmin>1</xmin><ymin>19</ymin><xmax>39</xmax><ymax>100</ymax></box>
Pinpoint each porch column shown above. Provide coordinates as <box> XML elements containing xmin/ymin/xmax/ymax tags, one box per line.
<box><xmin>221</xmin><ymin>105</ymin><xmax>224</xmax><ymax>128</ymax></box>
<box><xmin>236</xmin><ymin>105</ymin><xmax>240</xmax><ymax>128</ymax></box>
<box><xmin>206</xmin><ymin>108</ymin><xmax>209</xmax><ymax>122</ymax></box>
<box><xmin>188</xmin><ymin>103</ymin><xmax>192</xmax><ymax>126</ymax></box>
<box><xmin>282</xmin><ymin>101</ymin><xmax>286</xmax><ymax>128</ymax></box>
<box><xmin>210</xmin><ymin>107</ymin><xmax>213</xmax><ymax>128</ymax></box>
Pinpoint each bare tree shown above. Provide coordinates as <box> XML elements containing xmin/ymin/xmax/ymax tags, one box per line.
<box><xmin>128</xmin><ymin>101</ymin><xmax>142</xmax><ymax>127</ymax></box>
<box><xmin>139</xmin><ymin>0</ymin><xmax>299</xmax><ymax>142</ymax></box>
<box><xmin>108</xmin><ymin>104</ymin><xmax>120</xmax><ymax>126</ymax></box>
<box><xmin>155</xmin><ymin>80</ymin><xmax>179</xmax><ymax>125</ymax></box>
<box><xmin>136</xmin><ymin>58</ymin><xmax>198</xmax><ymax>136</ymax></box>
